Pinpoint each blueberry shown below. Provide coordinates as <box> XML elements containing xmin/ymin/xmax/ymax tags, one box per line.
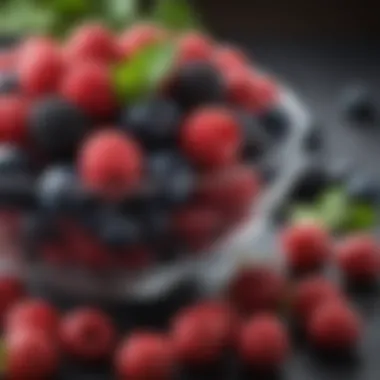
<box><xmin>304</xmin><ymin>122</ymin><xmax>324</xmax><ymax>153</ymax></box>
<box><xmin>341</xmin><ymin>85</ymin><xmax>377</xmax><ymax>124</ymax></box>
<box><xmin>347</xmin><ymin>175</ymin><xmax>380</xmax><ymax>204</ymax></box>
<box><xmin>29</xmin><ymin>97</ymin><xmax>90</xmax><ymax>160</ymax></box>
<box><xmin>0</xmin><ymin>73</ymin><xmax>19</xmax><ymax>94</ymax></box>
<box><xmin>120</xmin><ymin>98</ymin><xmax>181</xmax><ymax>149</ymax></box>
<box><xmin>169</xmin><ymin>62</ymin><xmax>225</xmax><ymax>109</ymax></box>
<box><xmin>0</xmin><ymin>144</ymin><xmax>29</xmax><ymax>176</ymax></box>
<box><xmin>260</xmin><ymin>105</ymin><xmax>290</xmax><ymax>139</ymax></box>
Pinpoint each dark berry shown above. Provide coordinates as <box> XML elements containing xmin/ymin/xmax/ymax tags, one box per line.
<box><xmin>304</xmin><ymin>122</ymin><xmax>324</xmax><ymax>153</ymax></box>
<box><xmin>120</xmin><ymin>98</ymin><xmax>181</xmax><ymax>149</ymax></box>
<box><xmin>342</xmin><ymin>85</ymin><xmax>377</xmax><ymax>124</ymax></box>
<box><xmin>346</xmin><ymin>174</ymin><xmax>380</xmax><ymax>204</ymax></box>
<box><xmin>260</xmin><ymin>105</ymin><xmax>290</xmax><ymax>139</ymax></box>
<box><xmin>0</xmin><ymin>72</ymin><xmax>19</xmax><ymax>94</ymax></box>
<box><xmin>29</xmin><ymin>97</ymin><xmax>90</xmax><ymax>160</ymax></box>
<box><xmin>0</xmin><ymin>144</ymin><xmax>29</xmax><ymax>176</ymax></box>
<box><xmin>170</xmin><ymin>62</ymin><xmax>225</xmax><ymax>109</ymax></box>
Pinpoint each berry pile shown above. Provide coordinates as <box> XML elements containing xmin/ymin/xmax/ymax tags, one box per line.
<box><xmin>0</xmin><ymin>219</ymin><xmax>378</xmax><ymax>379</ymax></box>
<box><xmin>0</xmin><ymin>23</ymin><xmax>285</xmax><ymax>271</ymax></box>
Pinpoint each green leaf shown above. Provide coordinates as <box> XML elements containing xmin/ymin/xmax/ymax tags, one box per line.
<box><xmin>152</xmin><ymin>0</ymin><xmax>199</xmax><ymax>31</ymax></box>
<box><xmin>107</xmin><ymin>0</ymin><xmax>138</xmax><ymax>27</ymax></box>
<box><xmin>290</xmin><ymin>204</ymin><xmax>323</xmax><ymax>225</ymax></box>
<box><xmin>113</xmin><ymin>41</ymin><xmax>177</xmax><ymax>102</ymax></box>
<box><xmin>344</xmin><ymin>203</ymin><xmax>377</xmax><ymax>232</ymax></box>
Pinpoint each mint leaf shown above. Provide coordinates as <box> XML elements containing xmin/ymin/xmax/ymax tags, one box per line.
<box><xmin>152</xmin><ymin>0</ymin><xmax>199</xmax><ymax>31</ymax></box>
<box><xmin>344</xmin><ymin>203</ymin><xmax>377</xmax><ymax>232</ymax></box>
<box><xmin>107</xmin><ymin>0</ymin><xmax>138</xmax><ymax>27</ymax></box>
<box><xmin>290</xmin><ymin>204</ymin><xmax>323</xmax><ymax>225</ymax></box>
<box><xmin>113</xmin><ymin>41</ymin><xmax>177</xmax><ymax>102</ymax></box>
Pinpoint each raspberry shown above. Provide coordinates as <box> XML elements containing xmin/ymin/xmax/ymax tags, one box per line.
<box><xmin>65</xmin><ymin>22</ymin><xmax>117</xmax><ymax>64</ymax></box>
<box><xmin>238</xmin><ymin>314</ymin><xmax>290</xmax><ymax>368</ymax></box>
<box><xmin>0</xmin><ymin>96</ymin><xmax>28</xmax><ymax>145</ymax></box>
<box><xmin>228</xmin><ymin>267</ymin><xmax>286</xmax><ymax>315</ymax></box>
<box><xmin>6</xmin><ymin>299</ymin><xmax>60</xmax><ymax>337</ymax></box>
<box><xmin>177</xmin><ymin>32</ymin><xmax>213</xmax><ymax>64</ymax></box>
<box><xmin>5</xmin><ymin>329</ymin><xmax>59</xmax><ymax>379</ymax></box>
<box><xmin>118</xmin><ymin>23</ymin><xmax>167</xmax><ymax>60</ymax></box>
<box><xmin>336</xmin><ymin>234</ymin><xmax>380</xmax><ymax>282</ymax></box>
<box><xmin>212</xmin><ymin>45</ymin><xmax>248</xmax><ymax>72</ymax></box>
<box><xmin>181</xmin><ymin>107</ymin><xmax>242</xmax><ymax>168</ymax></box>
<box><xmin>115</xmin><ymin>332</ymin><xmax>175</xmax><ymax>380</ymax></box>
<box><xmin>60</xmin><ymin>308</ymin><xmax>116</xmax><ymax>361</ymax></box>
<box><xmin>248</xmin><ymin>75</ymin><xmax>279</xmax><ymax>114</ymax></box>
<box><xmin>281</xmin><ymin>222</ymin><xmax>332</xmax><ymax>272</ymax></box>
<box><xmin>60</xmin><ymin>61</ymin><xmax>116</xmax><ymax>119</ymax></box>
<box><xmin>307</xmin><ymin>301</ymin><xmax>362</xmax><ymax>350</ymax></box>
<box><xmin>78</xmin><ymin>130</ymin><xmax>142</xmax><ymax>199</ymax></box>
<box><xmin>171</xmin><ymin>302</ymin><xmax>236</xmax><ymax>365</ymax></box>
<box><xmin>18</xmin><ymin>41</ymin><xmax>63</xmax><ymax>97</ymax></box>
<box><xmin>292</xmin><ymin>276</ymin><xmax>342</xmax><ymax>322</ymax></box>
<box><xmin>0</xmin><ymin>277</ymin><xmax>24</xmax><ymax>326</ymax></box>
<box><xmin>224</xmin><ymin>68</ymin><xmax>255</xmax><ymax>107</ymax></box>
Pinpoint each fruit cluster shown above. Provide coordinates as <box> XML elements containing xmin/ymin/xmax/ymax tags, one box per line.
<box><xmin>0</xmin><ymin>23</ymin><xmax>284</xmax><ymax>271</ymax></box>
<box><xmin>0</xmin><ymin>220</ymin><xmax>377</xmax><ymax>379</ymax></box>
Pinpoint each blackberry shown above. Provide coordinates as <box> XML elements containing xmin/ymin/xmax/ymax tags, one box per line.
<box><xmin>29</xmin><ymin>97</ymin><xmax>90</xmax><ymax>160</ymax></box>
<box><xmin>170</xmin><ymin>62</ymin><xmax>225</xmax><ymax>109</ymax></box>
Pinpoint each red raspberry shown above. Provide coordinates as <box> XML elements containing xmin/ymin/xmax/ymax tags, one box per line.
<box><xmin>336</xmin><ymin>234</ymin><xmax>380</xmax><ymax>282</ymax></box>
<box><xmin>177</xmin><ymin>32</ymin><xmax>213</xmax><ymax>64</ymax></box>
<box><xmin>171</xmin><ymin>302</ymin><xmax>237</xmax><ymax>366</ymax></box>
<box><xmin>238</xmin><ymin>314</ymin><xmax>290</xmax><ymax>368</ymax></box>
<box><xmin>118</xmin><ymin>23</ymin><xmax>167</xmax><ymax>60</ymax></box>
<box><xmin>18</xmin><ymin>41</ymin><xmax>63</xmax><ymax>97</ymax></box>
<box><xmin>181</xmin><ymin>107</ymin><xmax>242</xmax><ymax>168</ymax></box>
<box><xmin>212</xmin><ymin>45</ymin><xmax>248</xmax><ymax>72</ymax></box>
<box><xmin>292</xmin><ymin>276</ymin><xmax>342</xmax><ymax>322</ymax></box>
<box><xmin>6</xmin><ymin>299</ymin><xmax>60</xmax><ymax>337</ymax></box>
<box><xmin>0</xmin><ymin>277</ymin><xmax>24</xmax><ymax>326</ymax></box>
<box><xmin>5</xmin><ymin>329</ymin><xmax>59</xmax><ymax>379</ymax></box>
<box><xmin>307</xmin><ymin>301</ymin><xmax>362</xmax><ymax>350</ymax></box>
<box><xmin>281</xmin><ymin>222</ymin><xmax>332</xmax><ymax>272</ymax></box>
<box><xmin>78</xmin><ymin>130</ymin><xmax>143</xmax><ymax>198</ymax></box>
<box><xmin>248</xmin><ymin>75</ymin><xmax>279</xmax><ymax>114</ymax></box>
<box><xmin>228</xmin><ymin>267</ymin><xmax>286</xmax><ymax>315</ymax></box>
<box><xmin>0</xmin><ymin>96</ymin><xmax>28</xmax><ymax>145</ymax></box>
<box><xmin>65</xmin><ymin>22</ymin><xmax>117</xmax><ymax>64</ymax></box>
<box><xmin>60</xmin><ymin>308</ymin><xmax>116</xmax><ymax>361</ymax></box>
<box><xmin>115</xmin><ymin>332</ymin><xmax>175</xmax><ymax>380</ymax></box>
<box><xmin>172</xmin><ymin>206</ymin><xmax>222</xmax><ymax>251</ymax></box>
<box><xmin>60</xmin><ymin>61</ymin><xmax>116</xmax><ymax>119</ymax></box>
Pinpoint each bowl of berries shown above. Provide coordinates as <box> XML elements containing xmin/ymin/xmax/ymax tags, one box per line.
<box><xmin>0</xmin><ymin>14</ymin><xmax>311</xmax><ymax>305</ymax></box>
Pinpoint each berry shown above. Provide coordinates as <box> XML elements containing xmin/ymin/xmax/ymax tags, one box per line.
<box><xmin>5</xmin><ymin>329</ymin><xmax>59</xmax><ymax>379</ymax></box>
<box><xmin>336</xmin><ymin>234</ymin><xmax>380</xmax><ymax>282</ymax></box>
<box><xmin>292</xmin><ymin>276</ymin><xmax>342</xmax><ymax>322</ymax></box>
<box><xmin>29</xmin><ymin>97</ymin><xmax>90</xmax><ymax>159</ymax></box>
<box><xmin>303</xmin><ymin>122</ymin><xmax>324</xmax><ymax>153</ymax></box>
<box><xmin>0</xmin><ymin>144</ymin><xmax>28</xmax><ymax>176</ymax></box>
<box><xmin>307</xmin><ymin>302</ymin><xmax>362</xmax><ymax>350</ymax></box>
<box><xmin>346</xmin><ymin>174</ymin><xmax>380</xmax><ymax>204</ymax></box>
<box><xmin>212</xmin><ymin>45</ymin><xmax>248</xmax><ymax>72</ymax></box>
<box><xmin>60</xmin><ymin>61</ymin><xmax>116</xmax><ymax>120</ymax></box>
<box><xmin>177</xmin><ymin>32</ymin><xmax>213</xmax><ymax>64</ymax></box>
<box><xmin>60</xmin><ymin>308</ymin><xmax>116</xmax><ymax>361</ymax></box>
<box><xmin>118</xmin><ymin>23</ymin><xmax>167</xmax><ymax>59</ymax></box>
<box><xmin>18</xmin><ymin>41</ymin><xmax>63</xmax><ymax>97</ymax></box>
<box><xmin>65</xmin><ymin>23</ymin><xmax>117</xmax><ymax>64</ymax></box>
<box><xmin>78</xmin><ymin>130</ymin><xmax>143</xmax><ymax>198</ymax></box>
<box><xmin>0</xmin><ymin>96</ymin><xmax>28</xmax><ymax>145</ymax></box>
<box><xmin>120</xmin><ymin>98</ymin><xmax>181</xmax><ymax>149</ymax></box>
<box><xmin>224</xmin><ymin>68</ymin><xmax>255</xmax><ymax>108</ymax></box>
<box><xmin>228</xmin><ymin>268</ymin><xmax>286</xmax><ymax>314</ymax></box>
<box><xmin>6</xmin><ymin>299</ymin><xmax>60</xmax><ymax>336</ymax></box>
<box><xmin>260</xmin><ymin>105</ymin><xmax>290</xmax><ymax>139</ymax></box>
<box><xmin>281</xmin><ymin>222</ymin><xmax>332</xmax><ymax>272</ymax></box>
<box><xmin>181</xmin><ymin>107</ymin><xmax>242</xmax><ymax>167</ymax></box>
<box><xmin>171</xmin><ymin>302</ymin><xmax>236</xmax><ymax>365</ymax></box>
<box><xmin>249</xmin><ymin>75</ymin><xmax>279</xmax><ymax>114</ymax></box>
<box><xmin>170</xmin><ymin>62</ymin><xmax>225</xmax><ymax>109</ymax></box>
<box><xmin>115</xmin><ymin>332</ymin><xmax>175</xmax><ymax>380</ymax></box>
<box><xmin>238</xmin><ymin>314</ymin><xmax>290</xmax><ymax>368</ymax></box>
<box><xmin>0</xmin><ymin>72</ymin><xmax>19</xmax><ymax>94</ymax></box>
<box><xmin>0</xmin><ymin>277</ymin><xmax>24</xmax><ymax>326</ymax></box>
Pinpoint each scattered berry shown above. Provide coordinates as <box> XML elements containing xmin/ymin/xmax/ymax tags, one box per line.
<box><xmin>307</xmin><ymin>301</ymin><xmax>362</xmax><ymax>350</ymax></box>
<box><xmin>181</xmin><ymin>107</ymin><xmax>242</xmax><ymax>167</ymax></box>
<box><xmin>336</xmin><ymin>234</ymin><xmax>380</xmax><ymax>282</ymax></box>
<box><xmin>115</xmin><ymin>332</ymin><xmax>175</xmax><ymax>380</ymax></box>
<box><xmin>281</xmin><ymin>222</ymin><xmax>332</xmax><ymax>272</ymax></box>
<box><xmin>60</xmin><ymin>308</ymin><xmax>116</xmax><ymax>361</ymax></box>
<box><xmin>78</xmin><ymin>130</ymin><xmax>143</xmax><ymax>198</ymax></box>
<box><xmin>238</xmin><ymin>314</ymin><xmax>290</xmax><ymax>368</ymax></box>
<box><xmin>177</xmin><ymin>32</ymin><xmax>213</xmax><ymax>64</ymax></box>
